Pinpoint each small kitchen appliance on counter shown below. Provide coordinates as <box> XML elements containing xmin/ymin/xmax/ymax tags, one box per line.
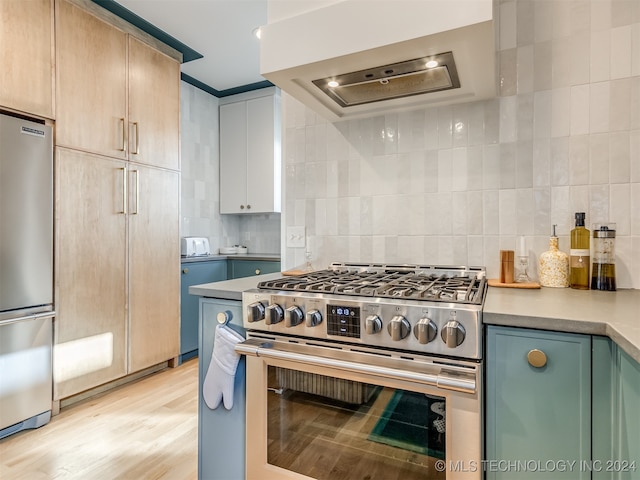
<box><xmin>181</xmin><ymin>237</ymin><xmax>210</xmax><ymax>257</ymax></box>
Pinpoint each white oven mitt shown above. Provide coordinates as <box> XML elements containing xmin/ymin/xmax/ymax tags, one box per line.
<box><xmin>203</xmin><ymin>324</ymin><xmax>245</xmax><ymax>410</ymax></box>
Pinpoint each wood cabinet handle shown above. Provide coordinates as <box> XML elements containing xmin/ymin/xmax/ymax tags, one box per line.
<box><xmin>528</xmin><ymin>349</ymin><xmax>547</xmax><ymax>368</ymax></box>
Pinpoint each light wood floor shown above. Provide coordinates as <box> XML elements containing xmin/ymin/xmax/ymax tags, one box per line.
<box><xmin>0</xmin><ymin>358</ymin><xmax>198</xmax><ymax>480</ymax></box>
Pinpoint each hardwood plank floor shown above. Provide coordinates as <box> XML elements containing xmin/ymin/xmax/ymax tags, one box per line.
<box><xmin>0</xmin><ymin>358</ymin><xmax>198</xmax><ymax>480</ymax></box>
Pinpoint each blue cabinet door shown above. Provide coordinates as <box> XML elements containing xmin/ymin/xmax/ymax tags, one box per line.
<box><xmin>227</xmin><ymin>259</ymin><xmax>280</xmax><ymax>279</ymax></box>
<box><xmin>486</xmin><ymin>326</ymin><xmax>591</xmax><ymax>479</ymax></box>
<box><xmin>180</xmin><ymin>261</ymin><xmax>226</xmax><ymax>359</ymax></box>
<box><xmin>592</xmin><ymin>336</ymin><xmax>640</xmax><ymax>480</ymax></box>
<box><xmin>198</xmin><ymin>298</ymin><xmax>245</xmax><ymax>480</ymax></box>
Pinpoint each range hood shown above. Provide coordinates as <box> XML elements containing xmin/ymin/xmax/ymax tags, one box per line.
<box><xmin>260</xmin><ymin>0</ymin><xmax>497</xmax><ymax>121</ymax></box>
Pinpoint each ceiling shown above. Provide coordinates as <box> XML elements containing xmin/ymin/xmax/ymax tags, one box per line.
<box><xmin>114</xmin><ymin>0</ymin><xmax>269</xmax><ymax>96</ymax></box>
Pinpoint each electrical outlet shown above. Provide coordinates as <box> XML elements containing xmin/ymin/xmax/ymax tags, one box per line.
<box><xmin>286</xmin><ymin>226</ymin><xmax>306</xmax><ymax>248</ymax></box>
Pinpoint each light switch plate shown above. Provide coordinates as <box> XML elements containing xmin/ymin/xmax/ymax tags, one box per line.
<box><xmin>286</xmin><ymin>226</ymin><xmax>306</xmax><ymax>248</ymax></box>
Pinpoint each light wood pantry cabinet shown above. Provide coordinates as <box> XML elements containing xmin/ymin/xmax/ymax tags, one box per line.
<box><xmin>54</xmin><ymin>148</ymin><xmax>128</xmax><ymax>399</ymax></box>
<box><xmin>219</xmin><ymin>88</ymin><xmax>281</xmax><ymax>214</ymax></box>
<box><xmin>55</xmin><ymin>149</ymin><xmax>180</xmax><ymax>398</ymax></box>
<box><xmin>128</xmin><ymin>164</ymin><xmax>180</xmax><ymax>372</ymax></box>
<box><xmin>0</xmin><ymin>0</ymin><xmax>55</xmax><ymax>119</ymax></box>
<box><xmin>55</xmin><ymin>0</ymin><xmax>180</xmax><ymax>170</ymax></box>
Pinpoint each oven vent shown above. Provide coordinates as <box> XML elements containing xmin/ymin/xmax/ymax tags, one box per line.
<box><xmin>276</xmin><ymin>368</ymin><xmax>377</xmax><ymax>405</ymax></box>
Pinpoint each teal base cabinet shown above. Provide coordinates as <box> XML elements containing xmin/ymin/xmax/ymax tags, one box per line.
<box><xmin>592</xmin><ymin>337</ymin><xmax>640</xmax><ymax>480</ymax></box>
<box><xmin>227</xmin><ymin>259</ymin><xmax>280</xmax><ymax>279</ymax></box>
<box><xmin>180</xmin><ymin>260</ymin><xmax>226</xmax><ymax>362</ymax></box>
<box><xmin>486</xmin><ymin>326</ymin><xmax>592</xmax><ymax>479</ymax></box>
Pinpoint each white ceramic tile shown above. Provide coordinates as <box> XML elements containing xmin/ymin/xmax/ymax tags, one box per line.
<box><xmin>551</xmin><ymin>37</ymin><xmax>572</xmax><ymax>88</ymax></box>
<box><xmin>590</xmin><ymin>81</ymin><xmax>611</xmax><ymax>133</ymax></box>
<box><xmin>611</xmin><ymin>0</ymin><xmax>634</xmax><ymax>27</ymax></box>
<box><xmin>516</xmin><ymin>141</ymin><xmax>534</xmax><ymax>188</ymax></box>
<box><xmin>609</xmin><ymin>78</ymin><xmax>632</xmax><ymax>132</ymax></box>
<box><xmin>467</xmin><ymin>191</ymin><xmax>484</xmax><ymax>235</ymax></box>
<box><xmin>533</xmin><ymin>188</ymin><xmax>551</xmax><ymax>235</ymax></box>
<box><xmin>533</xmin><ymin>41</ymin><xmax>553</xmax><ymax>92</ymax></box>
<box><xmin>397</xmin><ymin>109</ymin><xmax>425</xmax><ymax>153</ymax></box>
<box><xmin>423</xmin><ymin>236</ymin><xmax>439</xmax><ymax>265</ymax></box>
<box><xmin>484</xmin><ymin>99</ymin><xmax>501</xmax><ymax>144</ymax></box>
<box><xmin>383</xmin><ymin>114</ymin><xmax>399</xmax><ymax>156</ymax></box>
<box><xmin>610</xmin><ymin>183</ymin><xmax>631</xmax><ymax>235</ymax></box>
<box><xmin>452</xmin><ymin>148</ymin><xmax>468</xmax><ymax>191</ymax></box>
<box><xmin>569</xmin><ymin>135</ymin><xmax>590</xmax><ymax>185</ymax></box>
<box><xmin>397</xmin><ymin>236</ymin><xmax>424</xmax><ymax>264</ymax></box>
<box><xmin>424</xmin><ymin>108</ymin><xmax>439</xmax><ymax>148</ymax></box>
<box><xmin>452</xmin><ymin>105</ymin><xmax>469</xmax><ymax>147</ymax></box>
<box><xmin>499</xmin><ymin>96</ymin><xmax>517</xmax><ymax>143</ymax></box>
<box><xmin>533</xmin><ymin>138</ymin><xmax>551</xmax><ymax>187</ymax></box>
<box><xmin>569</xmin><ymin>185</ymin><xmax>590</xmax><ymax>215</ymax></box>
<box><xmin>359</xmin><ymin>196</ymin><xmax>373</xmax><ymax>236</ymax></box>
<box><xmin>569</xmin><ymin>33</ymin><xmax>591</xmax><ymax>86</ymax></box>
<box><xmin>516</xmin><ymin>0</ymin><xmax>535</xmax><ymax>46</ymax></box>
<box><xmin>452</xmin><ymin>192</ymin><xmax>468</xmax><ymax>235</ymax></box>
<box><xmin>632</xmin><ymin>23</ymin><xmax>640</xmax><ymax>76</ymax></box>
<box><xmin>500</xmin><ymin>49</ymin><xmax>518</xmax><ymax>97</ymax></box>
<box><xmin>424</xmin><ymin>151</ymin><xmax>439</xmax><ymax>192</ymax></box>
<box><xmin>589</xmin><ymin>133</ymin><xmax>610</xmax><ymax>184</ymax></box>
<box><xmin>499</xmin><ymin>190</ymin><xmax>517</xmax><ymax>235</ymax></box>
<box><xmin>614</xmin><ymin>236</ymin><xmax>633</xmax><ymax>289</ymax></box>
<box><xmin>483</xmin><ymin>144</ymin><xmax>501</xmax><ymax>189</ymax></box>
<box><xmin>499</xmin><ymin>0</ymin><xmax>517</xmax><ymax>50</ymax></box>
<box><xmin>467</xmin><ymin>102</ymin><xmax>485</xmax><ymax>146</ymax></box>
<box><xmin>610</xmin><ymin>131</ymin><xmax>631</xmax><ymax>183</ymax></box>
<box><xmin>452</xmin><ymin>236</ymin><xmax>469</xmax><ymax>265</ymax></box>
<box><xmin>631</xmin><ymin>183</ymin><xmax>640</xmax><ymax>235</ymax></box>
<box><xmin>550</xmin><ymin>186</ymin><xmax>571</xmax><ymax>233</ymax></box>
<box><xmin>591</xmin><ymin>0</ymin><xmax>612</xmax><ymax>32</ymax></box>
<box><xmin>631</xmin><ymin>129</ymin><xmax>640</xmax><ymax>182</ymax></box>
<box><xmin>570</xmin><ymin>84</ymin><xmax>590</xmax><ymax>136</ymax></box>
<box><xmin>438</xmin><ymin>149</ymin><xmax>453</xmax><ymax>192</ymax></box>
<box><xmin>315</xmin><ymin>199</ymin><xmax>327</xmax><ymax>236</ymax></box>
<box><xmin>533</xmin><ymin>90</ymin><xmax>552</xmax><ymax>139</ymax></box>
<box><xmin>632</xmin><ymin>77</ymin><xmax>640</xmax><ymax>130</ymax></box>
<box><xmin>610</xmin><ymin>25</ymin><xmax>633</xmax><ymax>79</ymax></box>
<box><xmin>517</xmin><ymin>93</ymin><xmax>534</xmax><ymax>141</ymax></box>
<box><xmin>406</xmin><ymin>194</ymin><xmax>425</xmax><ymax>236</ymax></box>
<box><xmin>467</xmin><ymin>145</ymin><xmax>484</xmax><ymax>191</ymax></box>
<box><xmin>551</xmin><ymin>87</ymin><xmax>570</xmax><ymax>138</ymax></box>
<box><xmin>516</xmin><ymin>188</ymin><xmax>535</xmax><ymax>235</ymax></box>
<box><xmin>500</xmin><ymin>142</ymin><xmax>516</xmax><ymax>189</ymax></box>
<box><xmin>589</xmin><ymin>184</ymin><xmax>611</xmax><ymax>224</ymax></box>
<box><xmin>552</xmin><ymin>0</ymin><xmax>573</xmax><ymax>39</ymax></box>
<box><xmin>483</xmin><ymin>236</ymin><xmax>502</xmax><ymax>279</ymax></box>
<box><xmin>483</xmin><ymin>190</ymin><xmax>500</xmax><ymax>235</ymax></box>
<box><xmin>590</xmin><ymin>29</ymin><xmax>611</xmax><ymax>83</ymax></box>
<box><xmin>517</xmin><ymin>45</ymin><xmax>535</xmax><ymax>94</ymax></box>
<box><xmin>467</xmin><ymin>236</ymin><xmax>484</xmax><ymax>266</ymax></box>
<box><xmin>435</xmin><ymin>193</ymin><xmax>453</xmax><ymax>235</ymax></box>
<box><xmin>437</xmin><ymin>236</ymin><xmax>454</xmax><ymax>265</ymax></box>
<box><xmin>438</xmin><ymin>106</ymin><xmax>453</xmax><ymax>149</ymax></box>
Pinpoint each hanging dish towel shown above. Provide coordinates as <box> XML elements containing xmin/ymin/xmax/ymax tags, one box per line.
<box><xmin>203</xmin><ymin>324</ymin><xmax>245</xmax><ymax>410</ymax></box>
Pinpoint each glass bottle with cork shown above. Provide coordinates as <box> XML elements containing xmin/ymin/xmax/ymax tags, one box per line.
<box><xmin>570</xmin><ymin>212</ymin><xmax>590</xmax><ymax>289</ymax></box>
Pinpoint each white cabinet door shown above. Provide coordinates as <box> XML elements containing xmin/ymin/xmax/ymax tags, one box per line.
<box><xmin>219</xmin><ymin>90</ymin><xmax>281</xmax><ymax>214</ymax></box>
<box><xmin>220</xmin><ymin>101</ymin><xmax>248</xmax><ymax>214</ymax></box>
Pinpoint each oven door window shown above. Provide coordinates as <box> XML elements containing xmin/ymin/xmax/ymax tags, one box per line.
<box><xmin>267</xmin><ymin>366</ymin><xmax>446</xmax><ymax>479</ymax></box>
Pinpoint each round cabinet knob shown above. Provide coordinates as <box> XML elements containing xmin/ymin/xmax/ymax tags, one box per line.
<box><xmin>285</xmin><ymin>306</ymin><xmax>304</xmax><ymax>327</ymax></box>
<box><xmin>387</xmin><ymin>315</ymin><xmax>411</xmax><ymax>341</ymax></box>
<box><xmin>182</xmin><ymin>268</ymin><xmax>189</xmax><ymax>274</ymax></box>
<box><xmin>441</xmin><ymin>320</ymin><xmax>466</xmax><ymax>348</ymax></box>
<box><xmin>247</xmin><ymin>301</ymin><xmax>266</xmax><ymax>323</ymax></box>
<box><xmin>240</xmin><ymin>205</ymin><xmax>245</xmax><ymax>209</ymax></box>
<box><xmin>306</xmin><ymin>309</ymin><xmax>323</xmax><ymax>327</ymax></box>
<box><xmin>365</xmin><ymin>315</ymin><xmax>383</xmax><ymax>335</ymax></box>
<box><xmin>216</xmin><ymin>311</ymin><xmax>230</xmax><ymax>324</ymax></box>
<box><xmin>527</xmin><ymin>349</ymin><xmax>547</xmax><ymax>368</ymax></box>
<box><xmin>255</xmin><ymin>269</ymin><xmax>261</xmax><ymax>275</ymax></box>
<box><xmin>413</xmin><ymin>318</ymin><xmax>437</xmax><ymax>344</ymax></box>
<box><xmin>247</xmin><ymin>205</ymin><xmax>251</xmax><ymax>210</ymax></box>
<box><xmin>265</xmin><ymin>304</ymin><xmax>284</xmax><ymax>325</ymax></box>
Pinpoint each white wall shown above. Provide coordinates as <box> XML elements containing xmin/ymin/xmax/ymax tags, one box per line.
<box><xmin>281</xmin><ymin>0</ymin><xmax>640</xmax><ymax>288</ymax></box>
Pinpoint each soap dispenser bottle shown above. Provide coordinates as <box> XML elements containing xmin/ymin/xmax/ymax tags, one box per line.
<box><xmin>539</xmin><ymin>224</ymin><xmax>569</xmax><ymax>288</ymax></box>
<box><xmin>570</xmin><ymin>212</ymin><xmax>590</xmax><ymax>289</ymax></box>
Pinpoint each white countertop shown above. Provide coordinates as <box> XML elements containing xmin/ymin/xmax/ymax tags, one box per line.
<box><xmin>189</xmin><ymin>273</ymin><xmax>640</xmax><ymax>363</ymax></box>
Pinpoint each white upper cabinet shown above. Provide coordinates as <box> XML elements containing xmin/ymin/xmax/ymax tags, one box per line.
<box><xmin>220</xmin><ymin>88</ymin><xmax>281</xmax><ymax>214</ymax></box>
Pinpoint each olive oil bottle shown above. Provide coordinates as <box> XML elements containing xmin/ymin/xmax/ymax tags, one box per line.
<box><xmin>570</xmin><ymin>212</ymin><xmax>590</xmax><ymax>289</ymax></box>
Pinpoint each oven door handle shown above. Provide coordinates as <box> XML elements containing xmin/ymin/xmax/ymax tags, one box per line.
<box><xmin>236</xmin><ymin>339</ymin><xmax>476</xmax><ymax>394</ymax></box>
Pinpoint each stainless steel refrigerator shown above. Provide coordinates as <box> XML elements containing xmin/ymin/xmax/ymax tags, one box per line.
<box><xmin>0</xmin><ymin>112</ymin><xmax>54</xmax><ymax>439</ymax></box>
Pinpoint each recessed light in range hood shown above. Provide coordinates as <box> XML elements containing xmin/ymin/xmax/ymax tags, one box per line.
<box><xmin>312</xmin><ymin>52</ymin><xmax>460</xmax><ymax>108</ymax></box>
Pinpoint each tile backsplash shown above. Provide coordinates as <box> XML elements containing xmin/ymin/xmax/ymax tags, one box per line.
<box><xmin>180</xmin><ymin>82</ymin><xmax>281</xmax><ymax>255</ymax></box>
<box><xmin>281</xmin><ymin>0</ymin><xmax>640</xmax><ymax>288</ymax></box>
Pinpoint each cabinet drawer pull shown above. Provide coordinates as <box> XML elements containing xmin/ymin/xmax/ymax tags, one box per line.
<box><xmin>527</xmin><ymin>349</ymin><xmax>547</xmax><ymax>368</ymax></box>
<box><xmin>182</xmin><ymin>268</ymin><xmax>189</xmax><ymax>274</ymax></box>
<box><xmin>255</xmin><ymin>269</ymin><xmax>261</xmax><ymax>275</ymax></box>
<box><xmin>120</xmin><ymin>118</ymin><xmax>127</xmax><ymax>152</ymax></box>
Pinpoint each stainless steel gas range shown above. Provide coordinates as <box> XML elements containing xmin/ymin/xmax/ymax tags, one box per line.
<box><xmin>237</xmin><ymin>263</ymin><xmax>488</xmax><ymax>480</ymax></box>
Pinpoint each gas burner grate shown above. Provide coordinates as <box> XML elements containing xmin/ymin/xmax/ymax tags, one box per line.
<box><xmin>258</xmin><ymin>265</ymin><xmax>487</xmax><ymax>305</ymax></box>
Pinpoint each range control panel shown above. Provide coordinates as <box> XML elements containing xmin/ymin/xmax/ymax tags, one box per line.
<box><xmin>242</xmin><ymin>289</ymin><xmax>482</xmax><ymax>360</ymax></box>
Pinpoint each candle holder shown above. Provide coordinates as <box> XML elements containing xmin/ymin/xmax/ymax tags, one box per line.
<box><xmin>516</xmin><ymin>255</ymin><xmax>531</xmax><ymax>282</ymax></box>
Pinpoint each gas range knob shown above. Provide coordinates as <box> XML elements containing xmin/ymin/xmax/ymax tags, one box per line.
<box><xmin>387</xmin><ymin>315</ymin><xmax>411</xmax><ymax>341</ymax></box>
<box><xmin>285</xmin><ymin>305</ymin><xmax>304</xmax><ymax>327</ymax></box>
<box><xmin>441</xmin><ymin>320</ymin><xmax>466</xmax><ymax>348</ymax></box>
<box><xmin>414</xmin><ymin>318</ymin><xmax>437</xmax><ymax>344</ymax></box>
<box><xmin>265</xmin><ymin>304</ymin><xmax>284</xmax><ymax>325</ymax></box>
<box><xmin>306</xmin><ymin>309</ymin><xmax>323</xmax><ymax>327</ymax></box>
<box><xmin>365</xmin><ymin>315</ymin><xmax>382</xmax><ymax>334</ymax></box>
<box><xmin>247</xmin><ymin>301</ymin><xmax>266</xmax><ymax>323</ymax></box>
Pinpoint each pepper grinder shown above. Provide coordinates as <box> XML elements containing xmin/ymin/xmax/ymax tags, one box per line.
<box><xmin>516</xmin><ymin>235</ymin><xmax>531</xmax><ymax>282</ymax></box>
